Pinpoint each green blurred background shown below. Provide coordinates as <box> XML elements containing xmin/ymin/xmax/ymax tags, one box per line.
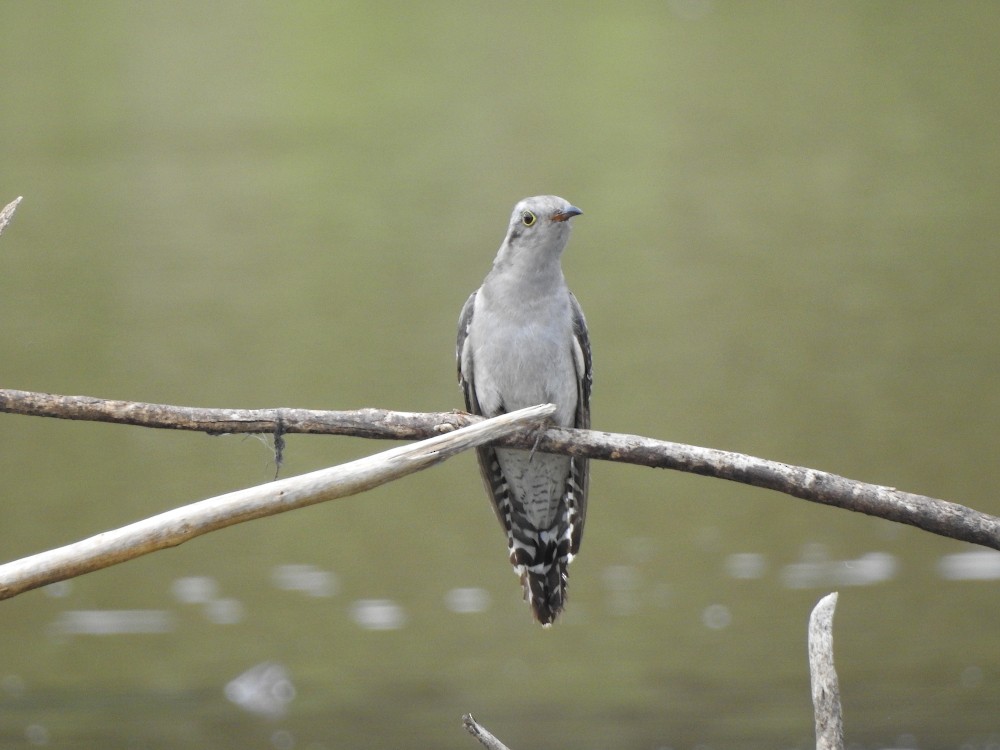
<box><xmin>2</xmin><ymin>2</ymin><xmax>999</xmax><ymax>748</ymax></box>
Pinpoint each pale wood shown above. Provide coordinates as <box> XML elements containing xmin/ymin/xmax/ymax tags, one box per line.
<box><xmin>0</xmin><ymin>196</ymin><xmax>22</xmax><ymax>236</ymax></box>
<box><xmin>809</xmin><ymin>592</ymin><xmax>844</xmax><ymax>750</ymax></box>
<box><xmin>462</xmin><ymin>714</ymin><xmax>512</xmax><ymax>750</ymax></box>
<box><xmin>0</xmin><ymin>404</ymin><xmax>555</xmax><ymax>600</ymax></box>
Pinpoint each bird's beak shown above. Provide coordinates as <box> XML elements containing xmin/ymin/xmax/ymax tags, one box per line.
<box><xmin>551</xmin><ymin>206</ymin><xmax>583</xmax><ymax>223</ymax></box>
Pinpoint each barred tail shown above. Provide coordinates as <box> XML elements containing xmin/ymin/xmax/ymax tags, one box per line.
<box><xmin>510</xmin><ymin>528</ymin><xmax>573</xmax><ymax>626</ymax></box>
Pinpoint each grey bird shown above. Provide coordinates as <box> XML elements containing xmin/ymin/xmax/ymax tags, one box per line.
<box><xmin>457</xmin><ymin>195</ymin><xmax>592</xmax><ymax>626</ymax></box>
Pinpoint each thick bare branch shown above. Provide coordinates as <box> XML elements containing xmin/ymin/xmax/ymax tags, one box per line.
<box><xmin>0</xmin><ymin>404</ymin><xmax>555</xmax><ymax>601</ymax></box>
<box><xmin>2</xmin><ymin>388</ymin><xmax>998</xmax><ymax>552</ymax></box>
<box><xmin>0</xmin><ymin>388</ymin><xmax>471</xmax><ymax>438</ymax></box>
<box><xmin>809</xmin><ymin>593</ymin><xmax>844</xmax><ymax>750</ymax></box>
<box><xmin>564</xmin><ymin>429</ymin><xmax>1000</xmax><ymax>552</ymax></box>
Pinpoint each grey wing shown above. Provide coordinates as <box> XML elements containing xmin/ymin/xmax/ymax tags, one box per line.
<box><xmin>456</xmin><ymin>290</ymin><xmax>480</xmax><ymax>414</ymax></box>
<box><xmin>568</xmin><ymin>292</ymin><xmax>592</xmax><ymax>554</ymax></box>
<box><xmin>570</xmin><ymin>292</ymin><xmax>592</xmax><ymax>430</ymax></box>
<box><xmin>457</xmin><ymin>290</ymin><xmax>516</xmax><ymax>536</ymax></box>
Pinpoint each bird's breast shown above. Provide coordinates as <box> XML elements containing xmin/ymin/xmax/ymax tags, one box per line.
<box><xmin>471</xmin><ymin>298</ymin><xmax>578</xmax><ymax>426</ymax></box>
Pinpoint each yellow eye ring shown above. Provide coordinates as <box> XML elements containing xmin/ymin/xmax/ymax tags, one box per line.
<box><xmin>521</xmin><ymin>210</ymin><xmax>536</xmax><ymax>227</ymax></box>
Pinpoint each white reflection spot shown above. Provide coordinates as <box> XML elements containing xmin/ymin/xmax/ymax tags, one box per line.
<box><xmin>938</xmin><ymin>551</ymin><xmax>1000</xmax><ymax>581</ymax></box>
<box><xmin>350</xmin><ymin>599</ymin><xmax>407</xmax><ymax>631</ymax></box>
<box><xmin>271</xmin><ymin>729</ymin><xmax>295</xmax><ymax>750</ymax></box>
<box><xmin>607</xmin><ymin>593</ymin><xmax>639</xmax><ymax>616</ymax></box>
<box><xmin>172</xmin><ymin>576</ymin><xmax>219</xmax><ymax>604</ymax></box>
<box><xmin>960</xmin><ymin>665</ymin><xmax>983</xmax><ymax>688</ymax></box>
<box><xmin>602</xmin><ymin>565</ymin><xmax>640</xmax><ymax>591</ymax></box>
<box><xmin>204</xmin><ymin>598</ymin><xmax>244</xmax><ymax>625</ymax></box>
<box><xmin>48</xmin><ymin>610</ymin><xmax>174</xmax><ymax>636</ymax></box>
<box><xmin>702</xmin><ymin>604</ymin><xmax>732</xmax><ymax>630</ymax></box>
<box><xmin>781</xmin><ymin>552</ymin><xmax>897</xmax><ymax>589</ymax></box>
<box><xmin>2</xmin><ymin>674</ymin><xmax>25</xmax><ymax>697</ymax></box>
<box><xmin>724</xmin><ymin>553</ymin><xmax>767</xmax><ymax>579</ymax></box>
<box><xmin>602</xmin><ymin>565</ymin><xmax>641</xmax><ymax>616</ymax></box>
<box><xmin>801</xmin><ymin>542</ymin><xmax>829</xmax><ymax>562</ymax></box>
<box><xmin>444</xmin><ymin>587</ymin><xmax>491</xmax><ymax>614</ymax></box>
<box><xmin>42</xmin><ymin>581</ymin><xmax>72</xmax><ymax>598</ymax></box>
<box><xmin>271</xmin><ymin>565</ymin><xmax>338</xmax><ymax>597</ymax></box>
<box><xmin>837</xmin><ymin>553</ymin><xmax>897</xmax><ymax>586</ymax></box>
<box><xmin>25</xmin><ymin>724</ymin><xmax>49</xmax><ymax>746</ymax></box>
<box><xmin>626</xmin><ymin>536</ymin><xmax>656</xmax><ymax>564</ymax></box>
<box><xmin>225</xmin><ymin>662</ymin><xmax>296</xmax><ymax>719</ymax></box>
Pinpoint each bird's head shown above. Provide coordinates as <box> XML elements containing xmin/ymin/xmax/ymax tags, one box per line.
<box><xmin>501</xmin><ymin>195</ymin><xmax>583</xmax><ymax>260</ymax></box>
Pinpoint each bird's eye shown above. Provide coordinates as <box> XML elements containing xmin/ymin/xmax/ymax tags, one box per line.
<box><xmin>521</xmin><ymin>211</ymin><xmax>536</xmax><ymax>227</ymax></box>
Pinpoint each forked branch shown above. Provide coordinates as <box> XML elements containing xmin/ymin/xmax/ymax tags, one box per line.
<box><xmin>0</xmin><ymin>404</ymin><xmax>555</xmax><ymax>600</ymax></box>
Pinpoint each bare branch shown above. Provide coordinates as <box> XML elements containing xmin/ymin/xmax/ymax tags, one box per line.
<box><xmin>0</xmin><ymin>388</ymin><xmax>470</xmax><ymax>437</ymax></box>
<box><xmin>462</xmin><ymin>714</ymin><xmax>512</xmax><ymax>750</ymax></box>
<box><xmin>0</xmin><ymin>196</ymin><xmax>23</xmax><ymax>237</ymax></box>
<box><xmin>809</xmin><ymin>593</ymin><xmax>844</xmax><ymax>750</ymax></box>
<box><xmin>2</xmin><ymin>388</ymin><xmax>998</xmax><ymax>552</ymax></box>
<box><xmin>0</xmin><ymin>404</ymin><xmax>555</xmax><ymax>601</ymax></box>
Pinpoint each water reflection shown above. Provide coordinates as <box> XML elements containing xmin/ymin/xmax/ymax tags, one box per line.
<box><xmin>171</xmin><ymin>575</ymin><xmax>244</xmax><ymax>623</ymax></box>
<box><xmin>35</xmin><ymin>546</ymin><xmax>992</xmax><ymax>641</ymax></box>
<box><xmin>270</xmin><ymin>729</ymin><xmax>296</xmax><ymax>750</ymax></box>
<box><xmin>224</xmin><ymin>661</ymin><xmax>296</xmax><ymax>719</ymax></box>
<box><xmin>271</xmin><ymin>564</ymin><xmax>338</xmax><ymax>597</ymax></box>
<box><xmin>204</xmin><ymin>598</ymin><xmax>245</xmax><ymax>625</ymax></box>
<box><xmin>780</xmin><ymin>547</ymin><xmax>898</xmax><ymax>589</ymax></box>
<box><xmin>24</xmin><ymin>723</ymin><xmax>49</xmax><ymax>746</ymax></box>
<box><xmin>40</xmin><ymin>580</ymin><xmax>72</xmax><ymax>599</ymax></box>
<box><xmin>937</xmin><ymin>550</ymin><xmax>1000</xmax><ymax>580</ymax></box>
<box><xmin>48</xmin><ymin>609</ymin><xmax>175</xmax><ymax>637</ymax></box>
<box><xmin>960</xmin><ymin>665</ymin><xmax>984</xmax><ymax>689</ymax></box>
<box><xmin>701</xmin><ymin>603</ymin><xmax>732</xmax><ymax>630</ymax></box>
<box><xmin>171</xmin><ymin>575</ymin><xmax>219</xmax><ymax>604</ymax></box>
<box><xmin>349</xmin><ymin>599</ymin><xmax>407</xmax><ymax>631</ymax></box>
<box><xmin>1</xmin><ymin>674</ymin><xmax>26</xmax><ymax>698</ymax></box>
<box><xmin>443</xmin><ymin>587</ymin><xmax>491</xmax><ymax>614</ymax></box>
<box><xmin>22</xmin><ymin>547</ymin><xmax>1000</xmax><ymax>749</ymax></box>
<box><xmin>723</xmin><ymin>552</ymin><xmax>768</xmax><ymax>580</ymax></box>
<box><xmin>602</xmin><ymin>564</ymin><xmax>642</xmax><ymax>616</ymax></box>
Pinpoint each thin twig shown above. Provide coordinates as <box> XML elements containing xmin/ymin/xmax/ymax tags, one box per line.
<box><xmin>2</xmin><ymin>388</ymin><xmax>998</xmax><ymax>552</ymax></box>
<box><xmin>0</xmin><ymin>404</ymin><xmax>555</xmax><ymax>600</ymax></box>
<box><xmin>462</xmin><ymin>714</ymin><xmax>512</xmax><ymax>750</ymax></box>
<box><xmin>808</xmin><ymin>593</ymin><xmax>844</xmax><ymax>750</ymax></box>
